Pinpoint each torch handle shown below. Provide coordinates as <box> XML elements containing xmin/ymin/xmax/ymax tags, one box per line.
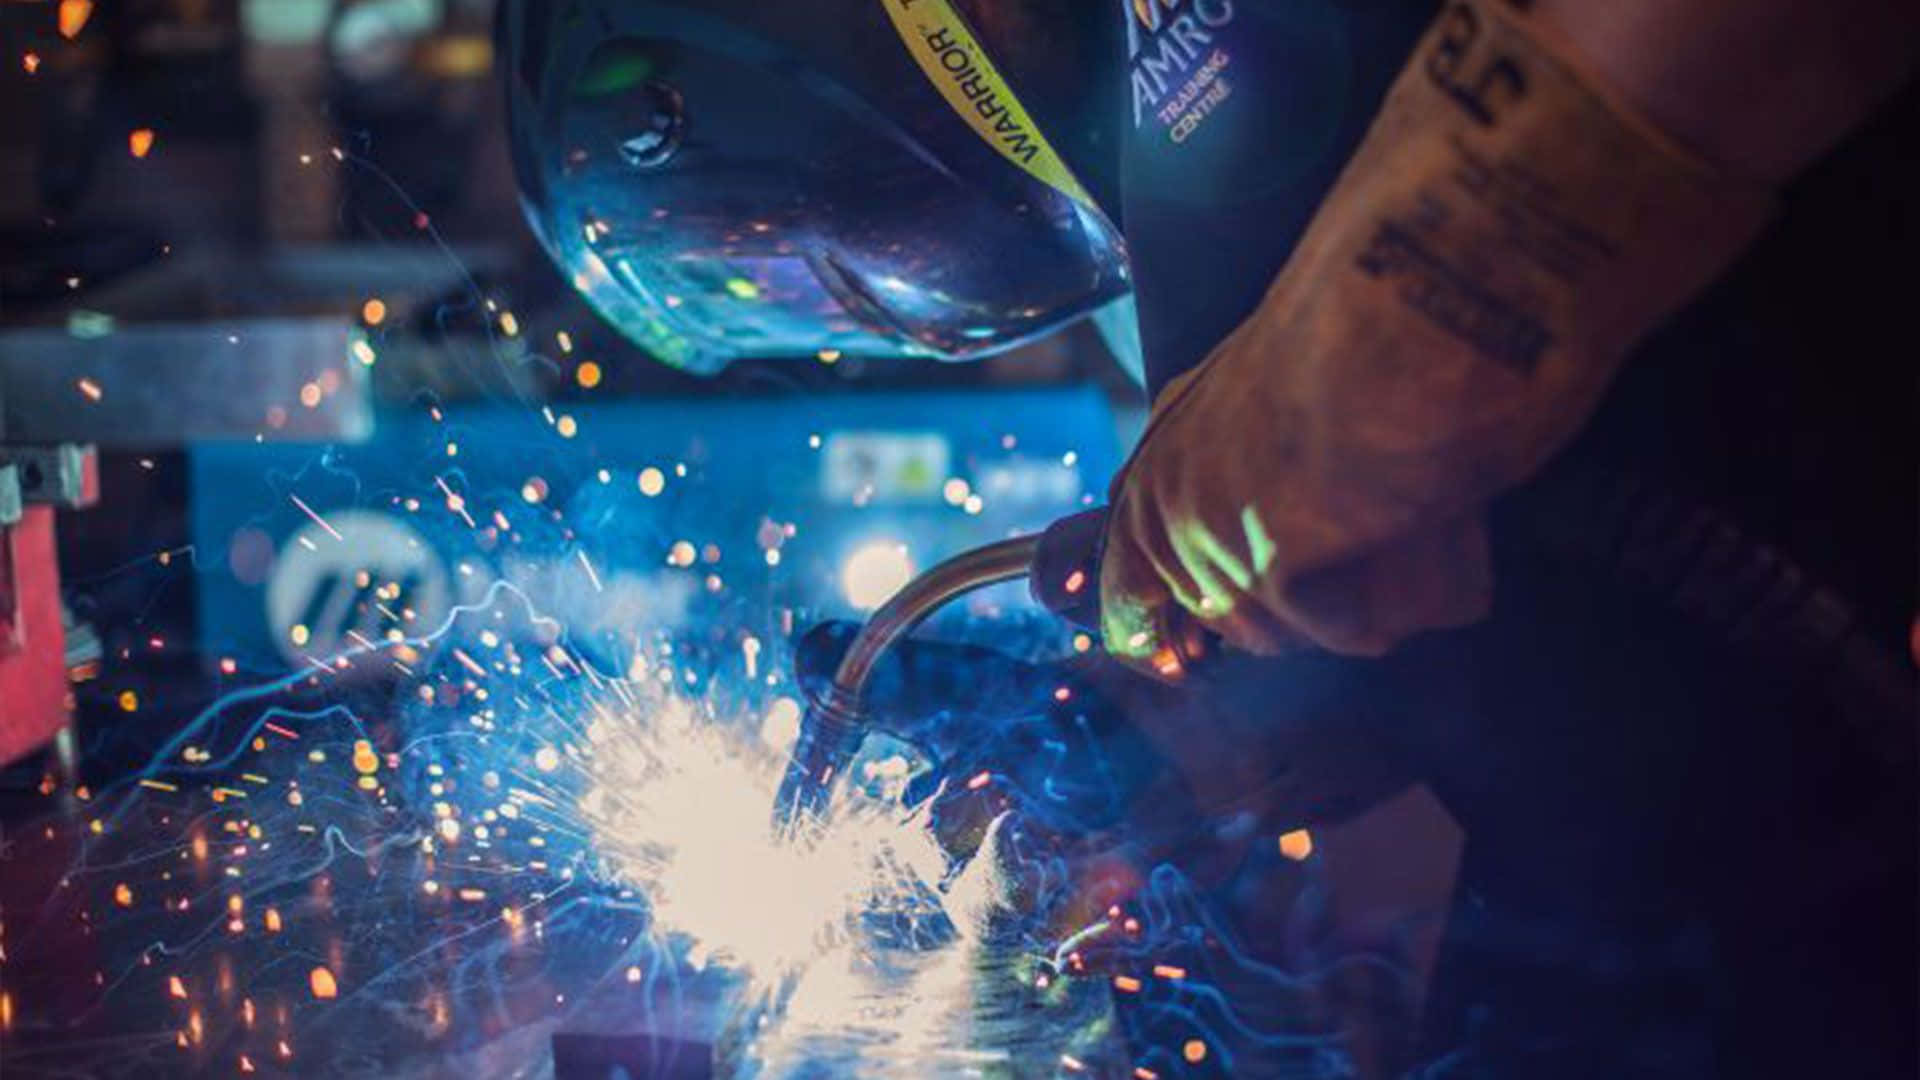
<box><xmin>1027</xmin><ymin>506</ymin><xmax>1110</xmax><ymax>631</ymax></box>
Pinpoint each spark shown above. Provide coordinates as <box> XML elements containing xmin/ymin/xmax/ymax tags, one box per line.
<box><xmin>841</xmin><ymin>540</ymin><xmax>914</xmax><ymax>611</ymax></box>
<box><xmin>435</xmin><ymin>477</ymin><xmax>476</xmax><ymax>527</ymax></box>
<box><xmin>1152</xmin><ymin>646</ymin><xmax>1184</xmax><ymax>679</ymax></box>
<box><xmin>760</xmin><ymin>698</ymin><xmax>802</xmax><ymax>751</ymax></box>
<box><xmin>76</xmin><ymin>376</ymin><xmax>103</xmax><ymax>401</ymax></box>
<box><xmin>137</xmin><ymin>778</ymin><xmax>178</xmax><ymax>793</ymax></box>
<box><xmin>307</xmin><ymin>967</ymin><xmax>337</xmax><ymax>999</ymax></box>
<box><xmin>576</xmin><ymin>549</ymin><xmax>603</xmax><ymax>592</ymax></box>
<box><xmin>579</xmin><ymin>691</ymin><xmax>945</xmax><ymax>976</ymax></box>
<box><xmin>287</xmin><ymin>495</ymin><xmax>343</xmax><ymax>541</ymax></box>
<box><xmin>1278</xmin><ymin>828</ymin><xmax>1314</xmax><ymax>861</ymax></box>
<box><xmin>58</xmin><ymin>0</ymin><xmax>92</xmax><ymax>39</ymax></box>
<box><xmin>128</xmin><ymin>129</ymin><xmax>155</xmax><ymax>159</ymax></box>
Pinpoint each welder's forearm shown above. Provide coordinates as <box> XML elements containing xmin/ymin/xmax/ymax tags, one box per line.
<box><xmin>1535</xmin><ymin>0</ymin><xmax>1920</xmax><ymax>181</ymax></box>
<box><xmin>1099</xmin><ymin>0</ymin><xmax>1793</xmax><ymax>660</ymax></box>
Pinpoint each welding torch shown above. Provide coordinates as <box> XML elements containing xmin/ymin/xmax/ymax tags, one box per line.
<box><xmin>772</xmin><ymin>509</ymin><xmax>1114</xmax><ymax>835</ymax></box>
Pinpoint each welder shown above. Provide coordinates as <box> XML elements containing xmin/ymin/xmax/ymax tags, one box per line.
<box><xmin>499</xmin><ymin>1</ymin><xmax>1917</xmax><ymax>1075</ymax></box>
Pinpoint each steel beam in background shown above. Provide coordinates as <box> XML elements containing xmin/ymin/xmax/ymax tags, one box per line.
<box><xmin>55</xmin><ymin>248</ymin><xmax>509</xmax><ymax>318</ymax></box>
<box><xmin>0</xmin><ymin>318</ymin><xmax>372</xmax><ymax>446</ymax></box>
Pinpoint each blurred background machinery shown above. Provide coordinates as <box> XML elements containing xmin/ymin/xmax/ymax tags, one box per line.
<box><xmin>0</xmin><ymin>441</ymin><xmax>97</xmax><ymax>765</ymax></box>
<box><xmin>0</xmin><ymin>0</ymin><xmax>1139</xmax><ymax>780</ymax></box>
<box><xmin>0</xmin><ymin>4</ymin><xmax>1460</xmax><ymax>1076</ymax></box>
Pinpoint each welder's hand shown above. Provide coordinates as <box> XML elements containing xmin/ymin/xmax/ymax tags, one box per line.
<box><xmin>1100</xmin><ymin>0</ymin><xmax>1775</xmax><ymax>673</ymax></box>
<box><xmin>1100</xmin><ymin>346</ymin><xmax>1496</xmax><ymax>667</ymax></box>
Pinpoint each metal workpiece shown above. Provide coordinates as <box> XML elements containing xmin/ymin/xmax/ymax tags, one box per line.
<box><xmin>827</xmin><ymin>535</ymin><xmax>1042</xmax><ymax>704</ymax></box>
<box><xmin>773</xmin><ymin>534</ymin><xmax>1042</xmax><ymax>834</ymax></box>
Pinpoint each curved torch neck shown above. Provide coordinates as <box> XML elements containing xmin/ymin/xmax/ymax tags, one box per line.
<box><xmin>829</xmin><ymin>534</ymin><xmax>1042</xmax><ymax>705</ymax></box>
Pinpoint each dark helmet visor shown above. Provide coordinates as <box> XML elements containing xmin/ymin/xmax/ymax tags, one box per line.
<box><xmin>503</xmin><ymin>0</ymin><xmax>1128</xmax><ymax>373</ymax></box>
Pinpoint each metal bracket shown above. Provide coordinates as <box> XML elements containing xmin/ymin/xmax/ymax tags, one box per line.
<box><xmin>0</xmin><ymin>444</ymin><xmax>99</xmax><ymax>509</ymax></box>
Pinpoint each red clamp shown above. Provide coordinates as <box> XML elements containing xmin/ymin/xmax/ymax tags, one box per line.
<box><xmin>0</xmin><ymin>445</ymin><xmax>99</xmax><ymax>766</ymax></box>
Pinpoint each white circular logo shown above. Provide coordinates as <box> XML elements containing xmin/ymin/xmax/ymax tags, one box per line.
<box><xmin>265</xmin><ymin>510</ymin><xmax>450</xmax><ymax>664</ymax></box>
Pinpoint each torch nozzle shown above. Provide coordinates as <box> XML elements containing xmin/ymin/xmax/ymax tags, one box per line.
<box><xmin>771</xmin><ymin>534</ymin><xmax>1042</xmax><ymax>837</ymax></box>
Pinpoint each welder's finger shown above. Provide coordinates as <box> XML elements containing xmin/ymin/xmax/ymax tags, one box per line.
<box><xmin>1105</xmin><ymin>488</ymin><xmax>1229</xmax><ymax>681</ymax></box>
<box><xmin>1098</xmin><ymin>521</ymin><xmax>1188</xmax><ymax>683</ymax></box>
<box><xmin>1190</xmin><ymin>598</ymin><xmax>1304</xmax><ymax>658</ymax></box>
<box><xmin>1153</xmin><ymin>508</ymin><xmax>1306</xmax><ymax>657</ymax></box>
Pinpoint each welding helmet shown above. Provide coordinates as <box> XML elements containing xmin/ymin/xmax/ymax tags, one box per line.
<box><xmin>499</xmin><ymin>0</ymin><xmax>1128</xmax><ymax>374</ymax></box>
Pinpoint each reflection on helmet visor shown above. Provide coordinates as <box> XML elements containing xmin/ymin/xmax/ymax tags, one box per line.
<box><xmin>591</xmin><ymin>253</ymin><xmax>923</xmax><ymax>368</ymax></box>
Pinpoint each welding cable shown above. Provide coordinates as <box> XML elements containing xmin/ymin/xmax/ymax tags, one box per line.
<box><xmin>1500</xmin><ymin>463</ymin><xmax>1915</xmax><ymax>774</ymax></box>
